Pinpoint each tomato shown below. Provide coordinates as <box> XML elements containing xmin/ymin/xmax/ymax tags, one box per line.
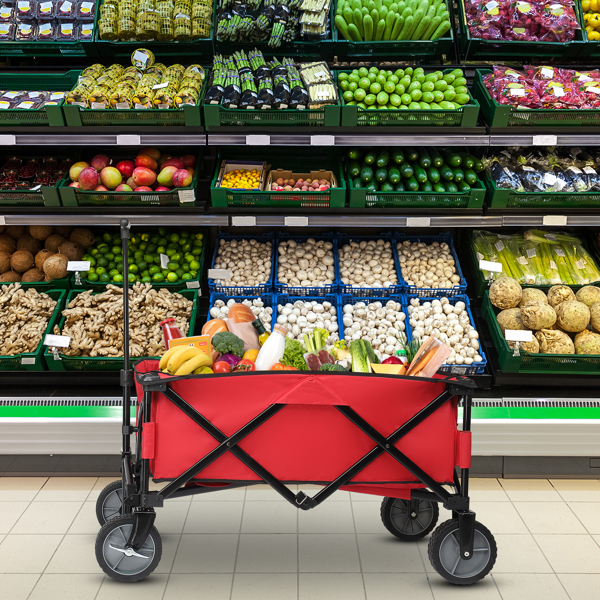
<box><xmin>283</xmin><ymin>365</ymin><xmax>298</xmax><ymax>370</ymax></box>
<box><xmin>213</xmin><ymin>361</ymin><xmax>232</xmax><ymax>373</ymax></box>
<box><xmin>234</xmin><ymin>359</ymin><xmax>255</xmax><ymax>372</ymax></box>
<box><xmin>270</xmin><ymin>363</ymin><xmax>285</xmax><ymax>370</ymax></box>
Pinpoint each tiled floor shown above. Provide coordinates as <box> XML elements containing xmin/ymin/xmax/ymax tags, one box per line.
<box><xmin>0</xmin><ymin>477</ymin><xmax>599</xmax><ymax>599</ymax></box>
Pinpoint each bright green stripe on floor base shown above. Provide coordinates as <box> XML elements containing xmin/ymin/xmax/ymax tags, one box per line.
<box><xmin>462</xmin><ymin>407</ymin><xmax>600</xmax><ymax>420</ymax></box>
<box><xmin>0</xmin><ymin>406</ymin><xmax>136</xmax><ymax>418</ymax></box>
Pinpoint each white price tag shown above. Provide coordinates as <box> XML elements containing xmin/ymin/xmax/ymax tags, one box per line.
<box><xmin>0</xmin><ymin>135</ymin><xmax>16</xmax><ymax>145</ymax></box>
<box><xmin>510</xmin><ymin>88</ymin><xmax>526</xmax><ymax>96</ymax></box>
<box><xmin>479</xmin><ymin>260</ymin><xmax>503</xmax><ymax>273</ymax></box>
<box><xmin>406</xmin><ymin>217</ymin><xmax>431</xmax><ymax>227</ymax></box>
<box><xmin>543</xmin><ymin>215</ymin><xmax>567</xmax><ymax>226</ymax></box>
<box><xmin>310</xmin><ymin>135</ymin><xmax>335</xmax><ymax>146</ymax></box>
<box><xmin>117</xmin><ymin>134</ymin><xmax>141</xmax><ymax>145</ymax></box>
<box><xmin>21</xmin><ymin>357</ymin><xmax>36</xmax><ymax>365</ymax></box>
<box><xmin>67</xmin><ymin>261</ymin><xmax>90</xmax><ymax>272</ymax></box>
<box><xmin>550</xmin><ymin>260</ymin><xmax>557</xmax><ymax>270</ymax></box>
<box><xmin>30</xmin><ymin>185</ymin><xmax>42</xmax><ymax>191</ymax></box>
<box><xmin>44</xmin><ymin>334</ymin><xmax>71</xmax><ymax>348</ymax></box>
<box><xmin>0</xmin><ymin>217</ymin><xmax>5</xmax><ymax>226</ymax></box>
<box><xmin>133</xmin><ymin>50</ymin><xmax>149</xmax><ymax>64</ymax></box>
<box><xmin>554</xmin><ymin>247</ymin><xmax>565</xmax><ymax>257</ymax></box>
<box><xmin>544</xmin><ymin>173</ymin><xmax>557</xmax><ymax>185</ymax></box>
<box><xmin>284</xmin><ymin>216</ymin><xmax>309</xmax><ymax>226</ymax></box>
<box><xmin>517</xmin><ymin>256</ymin><xmax>528</xmax><ymax>265</ymax></box>
<box><xmin>494</xmin><ymin>240</ymin><xmax>505</xmax><ymax>251</ymax></box>
<box><xmin>178</xmin><ymin>189</ymin><xmax>195</xmax><ymax>203</ymax></box>
<box><xmin>152</xmin><ymin>82</ymin><xmax>169</xmax><ymax>90</ymax></box>
<box><xmin>246</xmin><ymin>134</ymin><xmax>270</xmax><ymax>145</ymax></box>
<box><xmin>186</xmin><ymin>280</ymin><xmax>200</xmax><ymax>289</ymax></box>
<box><xmin>231</xmin><ymin>216</ymin><xmax>256</xmax><ymax>226</ymax></box>
<box><xmin>576</xmin><ymin>259</ymin><xmax>586</xmax><ymax>269</ymax></box>
<box><xmin>532</xmin><ymin>135</ymin><xmax>557</xmax><ymax>145</ymax></box>
<box><xmin>208</xmin><ymin>269</ymin><xmax>233</xmax><ymax>280</ymax></box>
<box><xmin>160</xmin><ymin>254</ymin><xmax>169</xmax><ymax>269</ymax></box>
<box><xmin>526</xmin><ymin>247</ymin><xmax>536</xmax><ymax>258</ymax></box>
<box><xmin>541</xmin><ymin>67</ymin><xmax>554</xmax><ymax>79</ymax></box>
<box><xmin>505</xmin><ymin>329</ymin><xmax>533</xmax><ymax>342</ymax></box>
<box><xmin>587</xmin><ymin>87</ymin><xmax>600</xmax><ymax>94</ymax></box>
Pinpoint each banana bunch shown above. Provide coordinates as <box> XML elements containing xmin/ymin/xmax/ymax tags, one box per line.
<box><xmin>159</xmin><ymin>346</ymin><xmax>213</xmax><ymax>376</ymax></box>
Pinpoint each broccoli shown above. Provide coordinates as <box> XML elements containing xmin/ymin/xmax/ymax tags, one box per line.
<box><xmin>212</xmin><ymin>331</ymin><xmax>245</xmax><ymax>357</ymax></box>
<box><xmin>319</xmin><ymin>363</ymin><xmax>347</xmax><ymax>372</ymax></box>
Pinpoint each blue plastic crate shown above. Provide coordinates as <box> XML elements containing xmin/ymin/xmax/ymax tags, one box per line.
<box><xmin>275</xmin><ymin>233</ymin><xmax>339</xmax><ymax>297</ymax></box>
<box><xmin>339</xmin><ymin>295</ymin><xmax>408</xmax><ymax>359</ymax></box>
<box><xmin>276</xmin><ymin>293</ymin><xmax>342</xmax><ymax>346</ymax></box>
<box><xmin>403</xmin><ymin>295</ymin><xmax>487</xmax><ymax>376</ymax></box>
<box><xmin>208</xmin><ymin>292</ymin><xmax>275</xmax><ymax>332</ymax></box>
<box><xmin>337</xmin><ymin>233</ymin><xmax>402</xmax><ymax>297</ymax></box>
<box><xmin>395</xmin><ymin>233</ymin><xmax>467</xmax><ymax>298</ymax></box>
<box><xmin>208</xmin><ymin>233</ymin><xmax>275</xmax><ymax>296</ymax></box>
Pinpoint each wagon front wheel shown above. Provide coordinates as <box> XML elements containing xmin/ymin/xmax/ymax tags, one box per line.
<box><xmin>380</xmin><ymin>497</ymin><xmax>439</xmax><ymax>541</ymax></box>
<box><xmin>427</xmin><ymin>519</ymin><xmax>497</xmax><ymax>585</ymax></box>
<box><xmin>96</xmin><ymin>514</ymin><xmax>162</xmax><ymax>582</ymax></box>
<box><xmin>96</xmin><ymin>480</ymin><xmax>124</xmax><ymax>525</ymax></box>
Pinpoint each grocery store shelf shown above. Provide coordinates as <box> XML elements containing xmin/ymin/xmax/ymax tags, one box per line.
<box><xmin>0</xmin><ymin>213</ymin><xmax>228</xmax><ymax>226</ymax></box>
<box><xmin>489</xmin><ymin>131</ymin><xmax>600</xmax><ymax>147</ymax></box>
<box><xmin>228</xmin><ymin>215</ymin><xmax>503</xmax><ymax>227</ymax></box>
<box><xmin>500</xmin><ymin>214</ymin><xmax>600</xmax><ymax>227</ymax></box>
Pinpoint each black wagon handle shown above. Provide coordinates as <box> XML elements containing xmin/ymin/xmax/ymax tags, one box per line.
<box><xmin>120</xmin><ymin>218</ymin><xmax>131</xmax><ymax>375</ymax></box>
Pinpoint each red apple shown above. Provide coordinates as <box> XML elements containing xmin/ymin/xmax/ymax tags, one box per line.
<box><xmin>160</xmin><ymin>157</ymin><xmax>184</xmax><ymax>170</ymax></box>
<box><xmin>115</xmin><ymin>160</ymin><xmax>135</xmax><ymax>178</ymax></box>
<box><xmin>172</xmin><ymin>168</ymin><xmax>193</xmax><ymax>188</ymax></box>
<box><xmin>100</xmin><ymin>166</ymin><xmax>122</xmax><ymax>190</ymax></box>
<box><xmin>179</xmin><ymin>155</ymin><xmax>197</xmax><ymax>169</ymax></box>
<box><xmin>91</xmin><ymin>154</ymin><xmax>111</xmax><ymax>172</ymax></box>
<box><xmin>139</xmin><ymin>147</ymin><xmax>161</xmax><ymax>161</ymax></box>
<box><xmin>135</xmin><ymin>186</ymin><xmax>153</xmax><ymax>192</ymax></box>
<box><xmin>78</xmin><ymin>167</ymin><xmax>100</xmax><ymax>191</ymax></box>
<box><xmin>132</xmin><ymin>166</ymin><xmax>157</xmax><ymax>187</ymax></box>
<box><xmin>94</xmin><ymin>185</ymin><xmax>109</xmax><ymax>192</ymax></box>
<box><xmin>69</xmin><ymin>161</ymin><xmax>89</xmax><ymax>182</ymax></box>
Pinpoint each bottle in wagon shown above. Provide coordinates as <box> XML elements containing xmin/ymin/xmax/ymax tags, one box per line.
<box><xmin>160</xmin><ymin>318</ymin><xmax>183</xmax><ymax>350</ymax></box>
<box><xmin>251</xmin><ymin>318</ymin><xmax>270</xmax><ymax>347</ymax></box>
<box><xmin>254</xmin><ymin>323</ymin><xmax>288</xmax><ymax>370</ymax></box>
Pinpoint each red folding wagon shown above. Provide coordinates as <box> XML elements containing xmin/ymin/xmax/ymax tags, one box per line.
<box><xmin>94</xmin><ymin>221</ymin><xmax>497</xmax><ymax>586</ymax></box>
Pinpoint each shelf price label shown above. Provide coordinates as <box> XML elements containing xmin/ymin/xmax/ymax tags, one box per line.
<box><xmin>117</xmin><ymin>134</ymin><xmax>141</xmax><ymax>145</ymax></box>
<box><xmin>208</xmin><ymin>269</ymin><xmax>233</xmax><ymax>280</ymax></box>
<box><xmin>231</xmin><ymin>216</ymin><xmax>256</xmax><ymax>226</ymax></box>
<box><xmin>479</xmin><ymin>260</ymin><xmax>503</xmax><ymax>272</ymax></box>
<box><xmin>310</xmin><ymin>135</ymin><xmax>335</xmax><ymax>146</ymax></box>
<box><xmin>0</xmin><ymin>135</ymin><xmax>16</xmax><ymax>146</ymax></box>
<box><xmin>246</xmin><ymin>135</ymin><xmax>270</xmax><ymax>146</ymax></box>
<box><xmin>21</xmin><ymin>357</ymin><xmax>36</xmax><ymax>365</ymax></box>
<box><xmin>504</xmin><ymin>329</ymin><xmax>533</xmax><ymax>342</ymax></box>
<box><xmin>44</xmin><ymin>334</ymin><xmax>71</xmax><ymax>348</ymax></box>
<box><xmin>542</xmin><ymin>215</ymin><xmax>567</xmax><ymax>226</ymax></box>
<box><xmin>160</xmin><ymin>254</ymin><xmax>169</xmax><ymax>269</ymax></box>
<box><xmin>178</xmin><ymin>189</ymin><xmax>195</xmax><ymax>203</ymax></box>
<box><xmin>532</xmin><ymin>135</ymin><xmax>557</xmax><ymax>146</ymax></box>
<box><xmin>284</xmin><ymin>216</ymin><xmax>309</xmax><ymax>226</ymax></box>
<box><xmin>406</xmin><ymin>217</ymin><xmax>431</xmax><ymax>227</ymax></box>
<box><xmin>67</xmin><ymin>261</ymin><xmax>90</xmax><ymax>272</ymax></box>
<box><xmin>186</xmin><ymin>281</ymin><xmax>200</xmax><ymax>290</ymax></box>
<box><xmin>0</xmin><ymin>216</ymin><xmax>5</xmax><ymax>226</ymax></box>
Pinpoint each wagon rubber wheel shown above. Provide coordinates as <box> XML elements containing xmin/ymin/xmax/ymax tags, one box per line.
<box><xmin>380</xmin><ymin>497</ymin><xmax>439</xmax><ymax>541</ymax></box>
<box><xmin>96</xmin><ymin>514</ymin><xmax>162</xmax><ymax>583</ymax></box>
<box><xmin>96</xmin><ymin>480</ymin><xmax>124</xmax><ymax>525</ymax></box>
<box><xmin>427</xmin><ymin>519</ymin><xmax>497</xmax><ymax>585</ymax></box>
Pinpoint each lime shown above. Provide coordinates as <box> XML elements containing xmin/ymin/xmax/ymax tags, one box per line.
<box><xmin>192</xmin><ymin>247</ymin><xmax>203</xmax><ymax>256</ymax></box>
<box><xmin>138</xmin><ymin>261</ymin><xmax>148</xmax><ymax>272</ymax></box>
<box><xmin>364</xmin><ymin>94</ymin><xmax>376</xmax><ymax>106</ymax></box>
<box><xmin>157</xmin><ymin>237</ymin><xmax>168</xmax><ymax>246</ymax></box>
<box><xmin>96</xmin><ymin>267</ymin><xmax>107</xmax><ymax>276</ymax></box>
<box><xmin>147</xmin><ymin>244</ymin><xmax>157</xmax><ymax>254</ymax></box>
<box><xmin>88</xmin><ymin>272</ymin><xmax>99</xmax><ymax>282</ymax></box>
<box><xmin>138</xmin><ymin>242</ymin><xmax>148</xmax><ymax>252</ymax></box>
<box><xmin>128</xmin><ymin>273</ymin><xmax>136</xmax><ymax>283</ymax></box>
<box><xmin>189</xmin><ymin>259</ymin><xmax>200</xmax><ymax>271</ymax></box>
<box><xmin>99</xmin><ymin>273</ymin><xmax>110</xmax><ymax>282</ymax></box>
<box><xmin>102</xmin><ymin>233</ymin><xmax>112</xmax><ymax>244</ymax></box>
<box><xmin>156</xmin><ymin>246</ymin><xmax>166</xmax><ymax>255</ymax></box>
<box><xmin>116</xmin><ymin>264</ymin><xmax>123</xmax><ymax>273</ymax></box>
<box><xmin>182</xmin><ymin>273</ymin><xmax>193</xmax><ymax>281</ymax></box>
<box><xmin>410</xmin><ymin>89</ymin><xmax>422</xmax><ymax>102</ymax></box>
<box><xmin>158</xmin><ymin>227</ymin><xmax>168</xmax><ymax>237</ymax></box>
<box><xmin>97</xmin><ymin>257</ymin><xmax>109</xmax><ymax>267</ymax></box>
<box><xmin>105</xmin><ymin>252</ymin><xmax>115</xmax><ymax>261</ymax></box>
<box><xmin>141</xmin><ymin>270</ymin><xmax>150</xmax><ymax>278</ymax></box>
<box><xmin>107</xmin><ymin>261</ymin><xmax>116</xmax><ymax>270</ymax></box>
<box><xmin>129</xmin><ymin>264</ymin><xmax>139</xmax><ymax>273</ymax></box>
<box><xmin>170</xmin><ymin>252</ymin><xmax>181</xmax><ymax>263</ymax></box>
<box><xmin>90</xmin><ymin>249</ymin><xmax>99</xmax><ymax>256</ymax></box>
<box><xmin>134</xmin><ymin>250</ymin><xmax>144</xmax><ymax>260</ymax></box>
<box><xmin>113</xmin><ymin>273</ymin><xmax>123</xmax><ymax>283</ymax></box>
<box><xmin>180</xmin><ymin>243</ymin><xmax>192</xmax><ymax>254</ymax></box>
<box><xmin>142</xmin><ymin>277</ymin><xmax>152</xmax><ymax>283</ymax></box>
<box><xmin>98</xmin><ymin>245</ymin><xmax>110</xmax><ymax>254</ymax></box>
<box><xmin>166</xmin><ymin>243</ymin><xmax>178</xmax><ymax>251</ymax></box>
<box><xmin>168</xmin><ymin>233</ymin><xmax>179</xmax><ymax>243</ymax></box>
<box><xmin>376</xmin><ymin>91</ymin><xmax>389</xmax><ymax>105</ymax></box>
<box><xmin>182</xmin><ymin>264</ymin><xmax>190</xmax><ymax>273</ymax></box>
<box><xmin>167</xmin><ymin>261</ymin><xmax>179</xmax><ymax>271</ymax></box>
<box><xmin>175</xmin><ymin>268</ymin><xmax>185</xmax><ymax>278</ymax></box>
<box><xmin>343</xmin><ymin>90</ymin><xmax>354</xmax><ymax>103</ymax></box>
<box><xmin>359</xmin><ymin>77</ymin><xmax>371</xmax><ymax>90</ymax></box>
<box><xmin>128</xmin><ymin>256</ymin><xmax>135</xmax><ymax>264</ymax></box>
<box><xmin>149</xmin><ymin>265</ymin><xmax>160</xmax><ymax>275</ymax></box>
<box><xmin>189</xmin><ymin>271</ymin><xmax>197</xmax><ymax>278</ymax></box>
<box><xmin>162</xmin><ymin>269</ymin><xmax>170</xmax><ymax>278</ymax></box>
<box><xmin>166</xmin><ymin>272</ymin><xmax>178</xmax><ymax>283</ymax></box>
<box><xmin>348</xmin><ymin>81</ymin><xmax>358</xmax><ymax>93</ymax></box>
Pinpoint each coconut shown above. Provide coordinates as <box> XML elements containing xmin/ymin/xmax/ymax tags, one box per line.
<box><xmin>0</xmin><ymin>270</ymin><xmax>21</xmax><ymax>283</ymax></box>
<box><xmin>519</xmin><ymin>288</ymin><xmax>548</xmax><ymax>307</ymax></box>
<box><xmin>0</xmin><ymin>234</ymin><xmax>16</xmax><ymax>254</ymax></box>
<box><xmin>591</xmin><ymin>302</ymin><xmax>600</xmax><ymax>332</ymax></box>
<box><xmin>69</xmin><ymin>228</ymin><xmax>95</xmax><ymax>249</ymax></box>
<box><xmin>535</xmin><ymin>329</ymin><xmax>575</xmax><ymax>354</ymax></box>
<box><xmin>547</xmin><ymin>285</ymin><xmax>575</xmax><ymax>308</ymax></box>
<box><xmin>43</xmin><ymin>253</ymin><xmax>68</xmax><ymax>280</ymax></box>
<box><xmin>489</xmin><ymin>277</ymin><xmax>522</xmax><ymax>309</ymax></box>
<box><xmin>35</xmin><ymin>249</ymin><xmax>54</xmax><ymax>271</ymax></box>
<box><xmin>58</xmin><ymin>241</ymin><xmax>83</xmax><ymax>262</ymax></box>
<box><xmin>28</xmin><ymin>225</ymin><xmax>53</xmax><ymax>241</ymax></box>
<box><xmin>508</xmin><ymin>338</ymin><xmax>540</xmax><ymax>354</ymax></box>
<box><xmin>575</xmin><ymin>286</ymin><xmax>600</xmax><ymax>308</ymax></box>
<box><xmin>45</xmin><ymin>234</ymin><xmax>65</xmax><ymax>253</ymax></box>
<box><xmin>53</xmin><ymin>226</ymin><xmax>73</xmax><ymax>239</ymax></box>
<box><xmin>16</xmin><ymin>233</ymin><xmax>42</xmax><ymax>255</ymax></box>
<box><xmin>574</xmin><ymin>330</ymin><xmax>600</xmax><ymax>355</ymax></box>
<box><xmin>521</xmin><ymin>301</ymin><xmax>557</xmax><ymax>330</ymax></box>
<box><xmin>20</xmin><ymin>267</ymin><xmax>45</xmax><ymax>283</ymax></box>
<box><xmin>556</xmin><ymin>300</ymin><xmax>590</xmax><ymax>333</ymax></box>
<box><xmin>0</xmin><ymin>251</ymin><xmax>11</xmax><ymax>274</ymax></box>
<box><xmin>497</xmin><ymin>308</ymin><xmax>524</xmax><ymax>333</ymax></box>
<box><xmin>4</xmin><ymin>225</ymin><xmax>25</xmax><ymax>240</ymax></box>
<box><xmin>10</xmin><ymin>250</ymin><xmax>34</xmax><ymax>273</ymax></box>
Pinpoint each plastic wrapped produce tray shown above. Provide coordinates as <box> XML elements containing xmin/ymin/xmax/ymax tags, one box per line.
<box><xmin>208</xmin><ymin>292</ymin><xmax>275</xmax><ymax>330</ymax></box>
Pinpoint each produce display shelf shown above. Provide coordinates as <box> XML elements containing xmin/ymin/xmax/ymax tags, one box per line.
<box><xmin>338</xmin><ymin>69</ymin><xmax>480</xmax><ymax>128</ymax></box>
<box><xmin>473</xmin><ymin>70</ymin><xmax>600</xmax><ymax>128</ymax></box>
<box><xmin>0</xmin><ymin>184</ymin><xmax>62</xmax><ymax>207</ymax></box>
<box><xmin>44</xmin><ymin>287</ymin><xmax>199</xmax><ymax>371</ymax></box>
<box><xmin>482</xmin><ymin>291</ymin><xmax>600</xmax><ymax>374</ymax></box>
<box><xmin>208</xmin><ymin>232</ymin><xmax>275</xmax><ymax>296</ymax></box>
<box><xmin>456</xmin><ymin>0</ymin><xmax>585</xmax><ymax>61</ymax></box>
<box><xmin>331</xmin><ymin>0</ymin><xmax>454</xmax><ymax>61</ymax></box>
<box><xmin>404</xmin><ymin>294</ymin><xmax>488</xmax><ymax>375</ymax></box>
<box><xmin>0</xmin><ymin>289</ymin><xmax>66</xmax><ymax>372</ymax></box>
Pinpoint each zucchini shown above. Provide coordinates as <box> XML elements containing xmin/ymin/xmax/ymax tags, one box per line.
<box><xmin>391</xmin><ymin>13</ymin><xmax>404</xmax><ymax>39</ymax></box>
<box><xmin>406</xmin><ymin>175</ymin><xmax>419</xmax><ymax>191</ymax></box>
<box><xmin>366</xmin><ymin>181</ymin><xmax>378</xmax><ymax>193</ymax></box>
<box><xmin>361</xmin><ymin>166</ymin><xmax>374</xmax><ymax>182</ymax></box>
<box><xmin>467</xmin><ymin>154</ymin><xmax>484</xmax><ymax>172</ymax></box>
<box><xmin>452</xmin><ymin>167</ymin><xmax>464</xmax><ymax>182</ymax></box>
<box><xmin>444</xmin><ymin>180</ymin><xmax>458</xmax><ymax>193</ymax></box>
<box><xmin>429</xmin><ymin>147</ymin><xmax>444</xmax><ymax>167</ymax></box>
<box><xmin>419</xmin><ymin>147</ymin><xmax>431</xmax><ymax>168</ymax></box>
<box><xmin>383</xmin><ymin>10</ymin><xmax>395</xmax><ymax>39</ymax></box>
<box><xmin>363</xmin><ymin>14</ymin><xmax>374</xmax><ymax>40</ymax></box>
<box><xmin>405</xmin><ymin>147</ymin><xmax>419</xmax><ymax>162</ymax></box>
<box><xmin>394</xmin><ymin>180</ymin><xmax>406</xmax><ymax>192</ymax></box>
<box><xmin>400</xmin><ymin>162</ymin><xmax>414</xmax><ymax>179</ymax></box>
<box><xmin>349</xmin><ymin>160</ymin><xmax>361</xmax><ymax>178</ymax></box>
<box><xmin>433</xmin><ymin>182</ymin><xmax>445</xmax><ymax>192</ymax></box>
<box><xmin>381</xmin><ymin>181</ymin><xmax>395</xmax><ymax>192</ymax></box>
<box><xmin>376</xmin><ymin>150</ymin><xmax>390</xmax><ymax>167</ymax></box>
<box><xmin>375</xmin><ymin>17</ymin><xmax>386</xmax><ymax>40</ymax></box>
<box><xmin>440</xmin><ymin>164</ymin><xmax>454</xmax><ymax>181</ymax></box>
<box><xmin>364</xmin><ymin>151</ymin><xmax>377</xmax><ymax>165</ymax></box>
<box><xmin>343</xmin><ymin>6</ymin><xmax>355</xmax><ymax>26</ymax></box>
<box><xmin>464</xmin><ymin>168</ymin><xmax>477</xmax><ymax>186</ymax></box>
<box><xmin>335</xmin><ymin>15</ymin><xmax>351</xmax><ymax>39</ymax></box>
<box><xmin>442</xmin><ymin>150</ymin><xmax>462</xmax><ymax>167</ymax></box>
<box><xmin>388</xmin><ymin>167</ymin><xmax>401</xmax><ymax>184</ymax></box>
<box><xmin>458</xmin><ymin>152</ymin><xmax>475</xmax><ymax>170</ymax></box>
<box><xmin>348</xmin><ymin>22</ymin><xmax>363</xmax><ymax>40</ymax></box>
<box><xmin>354</xmin><ymin>8</ymin><xmax>364</xmax><ymax>36</ymax></box>
<box><xmin>458</xmin><ymin>180</ymin><xmax>471</xmax><ymax>192</ymax></box>
<box><xmin>427</xmin><ymin>166</ymin><xmax>440</xmax><ymax>183</ymax></box>
<box><xmin>392</xmin><ymin>149</ymin><xmax>405</xmax><ymax>164</ymax></box>
<box><xmin>421</xmin><ymin>180</ymin><xmax>433</xmax><ymax>192</ymax></box>
<box><xmin>414</xmin><ymin>164</ymin><xmax>428</xmax><ymax>184</ymax></box>
<box><xmin>348</xmin><ymin>148</ymin><xmax>362</xmax><ymax>161</ymax></box>
<box><xmin>375</xmin><ymin>167</ymin><xmax>388</xmax><ymax>183</ymax></box>
<box><xmin>353</xmin><ymin>177</ymin><xmax>363</xmax><ymax>188</ymax></box>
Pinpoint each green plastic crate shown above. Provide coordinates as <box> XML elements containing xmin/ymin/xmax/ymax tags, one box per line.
<box><xmin>332</xmin><ymin>0</ymin><xmax>454</xmax><ymax>61</ymax></box>
<box><xmin>0</xmin><ymin>289</ymin><xmax>66</xmax><ymax>372</ymax></box>
<box><xmin>0</xmin><ymin>71</ymin><xmax>80</xmax><ymax>126</ymax></box>
<box><xmin>474</xmin><ymin>69</ymin><xmax>600</xmax><ymax>128</ymax></box>
<box><xmin>210</xmin><ymin>151</ymin><xmax>346</xmax><ymax>208</ymax></box>
<box><xmin>457</xmin><ymin>0</ymin><xmax>585</xmax><ymax>61</ymax></box>
<box><xmin>482</xmin><ymin>291</ymin><xmax>600</xmax><ymax>374</ymax></box>
<box><xmin>339</xmin><ymin>70</ymin><xmax>480</xmax><ymax>127</ymax></box>
<box><xmin>44</xmin><ymin>287</ymin><xmax>199</xmax><ymax>371</ymax></box>
<box><xmin>0</xmin><ymin>184</ymin><xmax>61</xmax><ymax>207</ymax></box>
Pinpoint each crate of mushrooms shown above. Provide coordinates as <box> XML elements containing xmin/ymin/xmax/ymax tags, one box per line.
<box><xmin>337</xmin><ymin>234</ymin><xmax>401</xmax><ymax>297</ymax></box>
<box><xmin>208</xmin><ymin>233</ymin><xmax>274</xmax><ymax>296</ymax></box>
<box><xmin>277</xmin><ymin>294</ymin><xmax>341</xmax><ymax>345</ymax></box>
<box><xmin>396</xmin><ymin>233</ymin><xmax>467</xmax><ymax>298</ymax></box>
<box><xmin>275</xmin><ymin>233</ymin><xmax>338</xmax><ymax>297</ymax></box>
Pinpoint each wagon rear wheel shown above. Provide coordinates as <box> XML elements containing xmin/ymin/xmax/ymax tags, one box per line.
<box><xmin>96</xmin><ymin>480</ymin><xmax>124</xmax><ymax>525</ymax></box>
<box><xmin>380</xmin><ymin>497</ymin><xmax>439</xmax><ymax>541</ymax></box>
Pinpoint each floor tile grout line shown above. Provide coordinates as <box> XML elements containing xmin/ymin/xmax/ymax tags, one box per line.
<box><xmin>83</xmin><ymin>477</ymin><xmax>100</xmax><ymax>503</ymax></box>
<box><xmin>349</xmin><ymin>494</ymin><xmax>368</xmax><ymax>600</ymax></box>
<box><xmin>23</xmin><ymin>573</ymin><xmax>43</xmax><ymax>600</ymax></box>
<box><xmin>229</xmin><ymin>488</ymin><xmax>247</xmax><ymax>599</ymax></box>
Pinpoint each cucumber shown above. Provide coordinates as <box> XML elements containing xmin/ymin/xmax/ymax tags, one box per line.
<box><xmin>376</xmin><ymin>150</ymin><xmax>390</xmax><ymax>167</ymax></box>
<box><xmin>406</xmin><ymin>175</ymin><xmax>419</xmax><ymax>191</ymax></box>
<box><xmin>381</xmin><ymin>181</ymin><xmax>395</xmax><ymax>192</ymax></box>
<box><xmin>452</xmin><ymin>167</ymin><xmax>464</xmax><ymax>182</ymax></box>
<box><xmin>388</xmin><ymin>167</ymin><xmax>401</xmax><ymax>184</ymax></box>
<box><xmin>349</xmin><ymin>160</ymin><xmax>361</xmax><ymax>177</ymax></box>
<box><xmin>400</xmin><ymin>162</ymin><xmax>414</xmax><ymax>178</ymax></box>
<box><xmin>464</xmin><ymin>168</ymin><xmax>477</xmax><ymax>186</ymax></box>
<box><xmin>444</xmin><ymin>180</ymin><xmax>458</xmax><ymax>193</ymax></box>
<box><xmin>360</xmin><ymin>166</ymin><xmax>374</xmax><ymax>182</ymax></box>
<box><xmin>398</xmin><ymin>14</ymin><xmax>413</xmax><ymax>39</ymax></box>
<box><xmin>366</xmin><ymin>181</ymin><xmax>378</xmax><ymax>193</ymax></box>
<box><xmin>412</xmin><ymin>14</ymin><xmax>430</xmax><ymax>39</ymax></box>
<box><xmin>419</xmin><ymin>147</ymin><xmax>431</xmax><ymax>168</ymax></box>
<box><xmin>335</xmin><ymin>15</ymin><xmax>351</xmax><ymax>39</ymax></box>
<box><xmin>347</xmin><ymin>148</ymin><xmax>361</xmax><ymax>160</ymax></box>
<box><xmin>348</xmin><ymin>23</ymin><xmax>363</xmax><ymax>40</ymax></box>
<box><xmin>440</xmin><ymin>164</ymin><xmax>454</xmax><ymax>181</ymax></box>
<box><xmin>363</xmin><ymin>14</ymin><xmax>374</xmax><ymax>40</ymax></box>
<box><xmin>353</xmin><ymin>177</ymin><xmax>363</xmax><ymax>188</ymax></box>
<box><xmin>394</xmin><ymin>180</ymin><xmax>406</xmax><ymax>191</ymax></box>
<box><xmin>426</xmin><ymin>166</ymin><xmax>440</xmax><ymax>183</ymax></box>
<box><xmin>375</xmin><ymin>167</ymin><xmax>388</xmax><ymax>182</ymax></box>
<box><xmin>392</xmin><ymin>149</ymin><xmax>405</xmax><ymax>164</ymax></box>
<box><xmin>343</xmin><ymin>6</ymin><xmax>354</xmax><ymax>25</ymax></box>
<box><xmin>433</xmin><ymin>182</ymin><xmax>445</xmax><ymax>192</ymax></box>
<box><xmin>422</xmin><ymin>14</ymin><xmax>440</xmax><ymax>40</ymax></box>
<box><xmin>442</xmin><ymin>150</ymin><xmax>462</xmax><ymax>167</ymax></box>
<box><xmin>458</xmin><ymin>181</ymin><xmax>471</xmax><ymax>192</ymax></box>
<box><xmin>405</xmin><ymin>147</ymin><xmax>419</xmax><ymax>162</ymax></box>
<box><xmin>458</xmin><ymin>152</ymin><xmax>475</xmax><ymax>170</ymax></box>
<box><xmin>414</xmin><ymin>164</ymin><xmax>428</xmax><ymax>184</ymax></box>
<box><xmin>364</xmin><ymin>151</ymin><xmax>377</xmax><ymax>165</ymax></box>
<box><xmin>391</xmin><ymin>13</ymin><xmax>404</xmax><ymax>39</ymax></box>
<box><xmin>430</xmin><ymin>19</ymin><xmax>451</xmax><ymax>39</ymax></box>
<box><xmin>466</xmin><ymin>154</ymin><xmax>484</xmax><ymax>172</ymax></box>
<box><xmin>421</xmin><ymin>180</ymin><xmax>433</xmax><ymax>192</ymax></box>
<box><xmin>429</xmin><ymin>147</ymin><xmax>444</xmax><ymax>167</ymax></box>
<box><xmin>375</xmin><ymin>17</ymin><xmax>386</xmax><ymax>40</ymax></box>
<box><xmin>383</xmin><ymin>10</ymin><xmax>395</xmax><ymax>39</ymax></box>
<box><xmin>354</xmin><ymin>8</ymin><xmax>364</xmax><ymax>36</ymax></box>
